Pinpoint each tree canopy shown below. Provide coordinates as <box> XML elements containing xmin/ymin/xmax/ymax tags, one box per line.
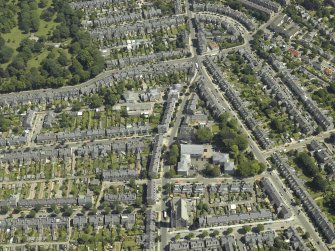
<box><xmin>0</xmin><ymin>0</ymin><xmax>105</xmax><ymax>93</ymax></box>
<box><xmin>311</xmin><ymin>174</ymin><xmax>328</xmax><ymax>192</ymax></box>
<box><xmin>0</xmin><ymin>2</ymin><xmax>17</xmax><ymax>33</ymax></box>
<box><xmin>167</xmin><ymin>143</ymin><xmax>180</xmax><ymax>166</ymax></box>
<box><xmin>236</xmin><ymin>154</ymin><xmax>265</xmax><ymax>177</ymax></box>
<box><xmin>203</xmin><ymin>164</ymin><xmax>221</xmax><ymax>178</ymax></box>
<box><xmin>295</xmin><ymin>152</ymin><xmax>319</xmax><ymax>177</ymax></box>
<box><xmin>217</xmin><ymin>114</ymin><xmax>249</xmax><ymax>151</ymax></box>
<box><xmin>0</xmin><ymin>115</ymin><xmax>11</xmax><ymax>132</ymax></box>
<box><xmin>195</xmin><ymin>127</ymin><xmax>213</xmax><ymax>144</ymax></box>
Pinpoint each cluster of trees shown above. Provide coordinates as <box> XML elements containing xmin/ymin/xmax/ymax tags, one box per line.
<box><xmin>298</xmin><ymin>0</ymin><xmax>322</xmax><ymax>11</ymax></box>
<box><xmin>167</xmin><ymin>143</ymin><xmax>180</xmax><ymax>166</ymax></box>
<box><xmin>0</xmin><ymin>0</ymin><xmax>105</xmax><ymax>93</ymax></box>
<box><xmin>270</xmin><ymin>118</ymin><xmax>288</xmax><ymax>134</ymax></box>
<box><xmin>165</xmin><ymin>143</ymin><xmax>180</xmax><ymax>178</ymax></box>
<box><xmin>250</xmin><ymin>30</ymin><xmax>269</xmax><ymax>60</ymax></box>
<box><xmin>236</xmin><ymin>152</ymin><xmax>265</xmax><ymax>177</ymax></box>
<box><xmin>312</xmin><ymin>85</ymin><xmax>335</xmax><ymax>112</ymax></box>
<box><xmin>196</xmin><ymin>201</ymin><xmax>209</xmax><ymax>215</ymax></box>
<box><xmin>212</xmin><ymin>114</ymin><xmax>265</xmax><ymax>177</ymax></box>
<box><xmin>0</xmin><ymin>2</ymin><xmax>17</xmax><ymax>33</ymax></box>
<box><xmin>294</xmin><ymin>151</ymin><xmax>328</xmax><ymax>192</ymax></box>
<box><xmin>294</xmin><ymin>151</ymin><xmax>319</xmax><ymax>177</ymax></box>
<box><xmin>0</xmin><ymin>36</ymin><xmax>14</xmax><ymax>64</ymax></box>
<box><xmin>203</xmin><ymin>164</ymin><xmax>221</xmax><ymax>177</ymax></box>
<box><xmin>58</xmin><ymin>112</ymin><xmax>75</xmax><ymax>128</ymax></box>
<box><xmin>84</xmin><ymin>94</ymin><xmax>104</xmax><ymax>109</ymax></box>
<box><xmin>151</xmin><ymin>0</ymin><xmax>174</xmax><ymax>15</ymax></box>
<box><xmin>51</xmin><ymin>1</ymin><xmax>105</xmax><ymax>83</ymax></box>
<box><xmin>272</xmin><ymin>236</ymin><xmax>290</xmax><ymax>250</ymax></box>
<box><xmin>99</xmin><ymin>82</ymin><xmax>125</xmax><ymax>108</ymax></box>
<box><xmin>195</xmin><ymin>127</ymin><xmax>213</xmax><ymax>144</ymax></box>
<box><xmin>3</xmin><ymin>38</ymin><xmax>45</xmax><ymax>83</ymax></box>
<box><xmin>18</xmin><ymin>0</ymin><xmax>40</xmax><ymax>33</ymax></box>
<box><xmin>152</xmin><ymin>33</ymin><xmax>168</xmax><ymax>53</ymax></box>
<box><xmin>216</xmin><ymin>114</ymin><xmax>249</xmax><ymax>152</ymax></box>
<box><xmin>287</xmin><ymin>1</ymin><xmax>335</xmax><ymax>29</ymax></box>
<box><xmin>0</xmin><ymin>114</ymin><xmax>11</xmax><ymax>132</ymax></box>
<box><xmin>310</xmin><ymin>174</ymin><xmax>328</xmax><ymax>192</ymax></box>
<box><xmin>41</xmin><ymin>6</ymin><xmax>56</xmax><ymax>22</ymax></box>
<box><xmin>324</xmin><ymin>193</ymin><xmax>335</xmax><ymax>215</ymax></box>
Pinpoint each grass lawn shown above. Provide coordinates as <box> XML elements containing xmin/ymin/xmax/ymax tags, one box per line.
<box><xmin>122</xmin><ymin>239</ymin><xmax>140</xmax><ymax>250</ymax></box>
<box><xmin>0</xmin><ymin>0</ymin><xmax>59</xmax><ymax>69</ymax></box>
<box><xmin>27</xmin><ymin>49</ymin><xmax>49</xmax><ymax>68</ymax></box>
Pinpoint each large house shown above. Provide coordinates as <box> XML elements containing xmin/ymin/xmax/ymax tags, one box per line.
<box><xmin>170</xmin><ymin>198</ymin><xmax>189</xmax><ymax>228</ymax></box>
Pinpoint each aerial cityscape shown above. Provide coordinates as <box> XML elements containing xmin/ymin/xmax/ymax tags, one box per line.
<box><xmin>0</xmin><ymin>0</ymin><xmax>335</xmax><ymax>250</ymax></box>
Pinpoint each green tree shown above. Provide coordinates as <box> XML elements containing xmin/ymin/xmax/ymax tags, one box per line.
<box><xmin>203</xmin><ymin>164</ymin><xmax>221</xmax><ymax>177</ymax></box>
<box><xmin>201</xmin><ymin>231</ymin><xmax>209</xmax><ymax>238</ymax></box>
<box><xmin>0</xmin><ymin>206</ymin><xmax>9</xmax><ymax>215</ymax></box>
<box><xmin>34</xmin><ymin>205</ymin><xmax>42</xmax><ymax>212</ymax></box>
<box><xmin>86</xmin><ymin>94</ymin><xmax>103</xmax><ymax>109</ymax></box>
<box><xmin>256</xmin><ymin>224</ymin><xmax>265</xmax><ymax>233</ymax></box>
<box><xmin>116</xmin><ymin>204</ymin><xmax>123</xmax><ymax>214</ymax></box>
<box><xmin>302</xmin><ymin>232</ymin><xmax>310</xmax><ymax>239</ymax></box>
<box><xmin>62</xmin><ymin>205</ymin><xmax>73</xmax><ymax>217</ymax></box>
<box><xmin>167</xmin><ymin>144</ymin><xmax>179</xmax><ymax>165</ymax></box>
<box><xmin>270</xmin><ymin>118</ymin><xmax>285</xmax><ymax>133</ymax></box>
<box><xmin>0</xmin><ymin>115</ymin><xmax>11</xmax><ymax>132</ymax></box>
<box><xmin>0</xmin><ymin>2</ymin><xmax>17</xmax><ymax>33</ymax></box>
<box><xmin>38</xmin><ymin>0</ymin><xmax>48</xmax><ymax>8</ymax></box>
<box><xmin>104</xmin><ymin>206</ymin><xmax>111</xmax><ymax>215</ymax></box>
<box><xmin>226</xmin><ymin>227</ymin><xmax>233</xmax><ymax>235</ymax></box>
<box><xmin>58</xmin><ymin>113</ymin><xmax>74</xmax><ymax>128</ymax></box>
<box><xmin>195</xmin><ymin>127</ymin><xmax>213</xmax><ymax>143</ymax></box>
<box><xmin>28</xmin><ymin>210</ymin><xmax>36</xmax><ymax>218</ymax></box>
<box><xmin>129</xmin><ymin>179</ymin><xmax>136</xmax><ymax>189</ymax></box>
<box><xmin>243</xmin><ymin>225</ymin><xmax>251</xmax><ymax>233</ymax></box>
<box><xmin>311</xmin><ymin>174</ymin><xmax>328</xmax><ymax>192</ymax></box>
<box><xmin>0</xmin><ymin>46</ymin><xmax>14</xmax><ymax>64</ymax></box>
<box><xmin>71</xmin><ymin>100</ymin><xmax>82</xmax><ymax>111</ymax></box>
<box><xmin>165</xmin><ymin>167</ymin><xmax>176</xmax><ymax>178</ymax></box>
<box><xmin>295</xmin><ymin>152</ymin><xmax>319</xmax><ymax>177</ymax></box>
<box><xmin>186</xmin><ymin>233</ymin><xmax>194</xmax><ymax>240</ymax></box>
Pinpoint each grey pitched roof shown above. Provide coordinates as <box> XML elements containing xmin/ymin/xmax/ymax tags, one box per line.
<box><xmin>272</xmin><ymin>153</ymin><xmax>335</xmax><ymax>244</ymax></box>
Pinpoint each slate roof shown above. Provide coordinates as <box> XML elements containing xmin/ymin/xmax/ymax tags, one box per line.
<box><xmin>268</xmin><ymin>57</ymin><xmax>333</xmax><ymax>130</ymax></box>
<box><xmin>102</xmin><ymin>169</ymin><xmax>137</xmax><ymax>181</ymax></box>
<box><xmin>169</xmin><ymin>236</ymin><xmax>235</xmax><ymax>251</ymax></box>
<box><xmin>203</xmin><ymin>56</ymin><xmax>271</xmax><ymax>149</ymax></box>
<box><xmin>147</xmin><ymin>180</ymin><xmax>157</xmax><ymax>205</ymax></box>
<box><xmin>272</xmin><ymin>153</ymin><xmax>335</xmax><ymax>244</ymax></box>
<box><xmin>199</xmin><ymin>209</ymin><xmax>272</xmax><ymax>227</ymax></box>
<box><xmin>104</xmin><ymin>193</ymin><xmax>136</xmax><ymax>203</ymax></box>
<box><xmin>260</xmin><ymin>177</ymin><xmax>282</xmax><ymax>209</ymax></box>
<box><xmin>180</xmin><ymin>144</ymin><xmax>204</xmax><ymax>156</ymax></box>
<box><xmin>193</xmin><ymin>3</ymin><xmax>255</xmax><ymax>30</ymax></box>
<box><xmin>148</xmin><ymin>135</ymin><xmax>163</xmax><ymax>179</ymax></box>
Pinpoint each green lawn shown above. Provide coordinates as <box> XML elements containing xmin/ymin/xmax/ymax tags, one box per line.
<box><xmin>27</xmin><ymin>49</ymin><xmax>49</xmax><ymax>68</ymax></box>
<box><xmin>1</xmin><ymin>0</ymin><xmax>59</xmax><ymax>68</ymax></box>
